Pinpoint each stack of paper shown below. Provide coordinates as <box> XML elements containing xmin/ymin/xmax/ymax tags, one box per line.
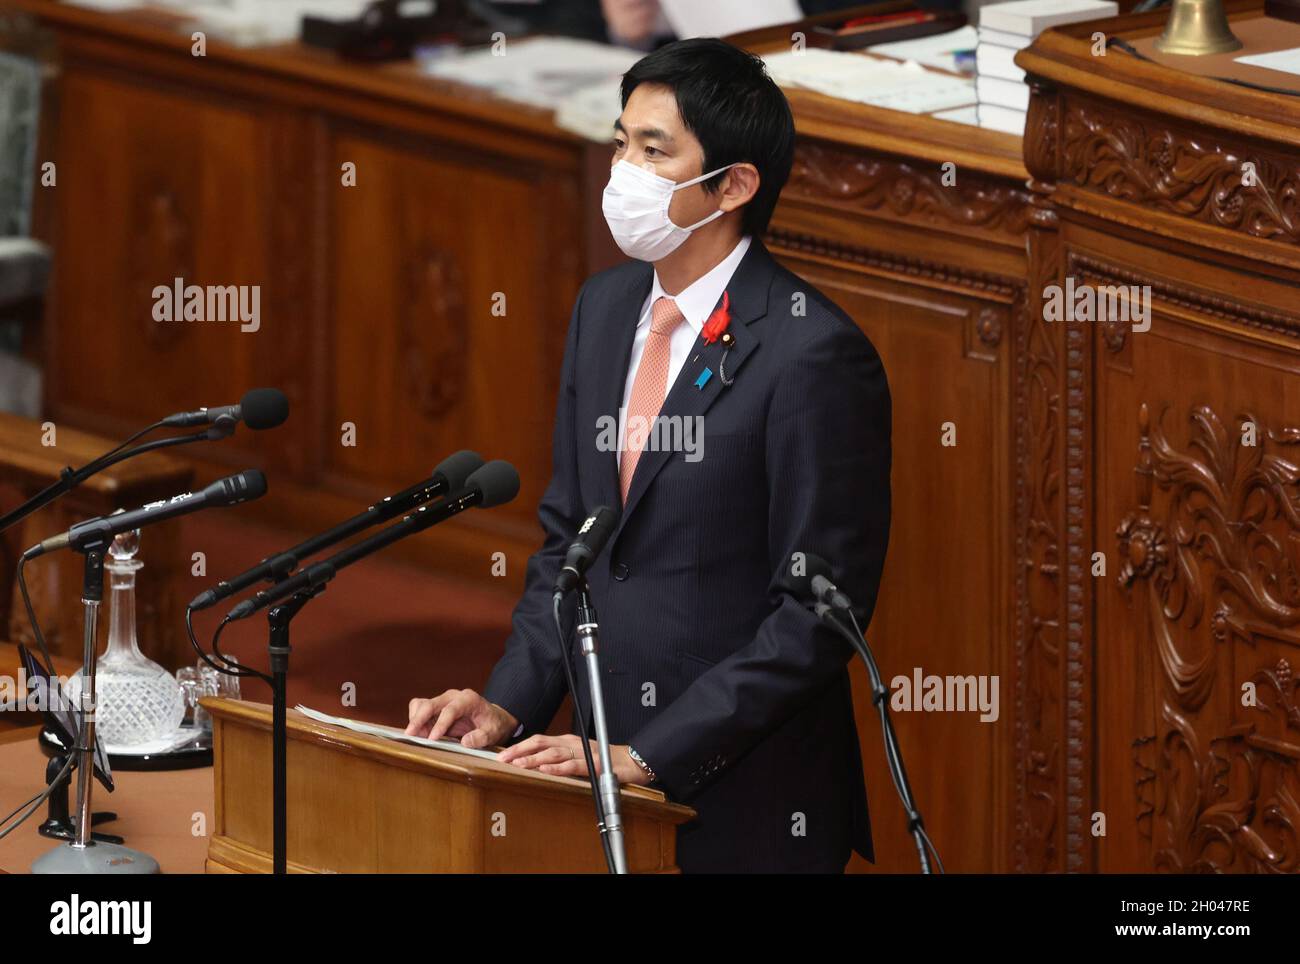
<box><xmin>763</xmin><ymin>48</ymin><xmax>975</xmax><ymax>115</ymax></box>
<box><xmin>867</xmin><ymin>24</ymin><xmax>978</xmax><ymax>74</ymax></box>
<box><xmin>659</xmin><ymin>0</ymin><xmax>802</xmax><ymax>39</ymax></box>
<box><xmin>424</xmin><ymin>36</ymin><xmax>641</xmax><ymax>112</ymax></box>
<box><xmin>975</xmin><ymin>0</ymin><xmax>1117</xmax><ymax>134</ymax></box>
<box><xmin>554</xmin><ymin>78</ymin><xmax>626</xmax><ymax>142</ymax></box>
<box><xmin>79</xmin><ymin>1</ymin><xmax>375</xmax><ymax>47</ymax></box>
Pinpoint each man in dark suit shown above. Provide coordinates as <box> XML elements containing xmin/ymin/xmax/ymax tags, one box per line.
<box><xmin>406</xmin><ymin>38</ymin><xmax>890</xmax><ymax>873</ymax></box>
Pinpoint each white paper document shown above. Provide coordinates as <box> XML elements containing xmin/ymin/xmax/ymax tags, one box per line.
<box><xmin>555</xmin><ymin>78</ymin><xmax>624</xmax><ymax>142</ymax></box>
<box><xmin>659</xmin><ymin>0</ymin><xmax>802</xmax><ymax>39</ymax></box>
<box><xmin>1236</xmin><ymin>47</ymin><xmax>1300</xmax><ymax>78</ymax></box>
<box><xmin>933</xmin><ymin>105</ymin><xmax>980</xmax><ymax>126</ymax></box>
<box><xmin>424</xmin><ymin>36</ymin><xmax>641</xmax><ymax>110</ymax></box>
<box><xmin>868</xmin><ymin>25</ymin><xmax>979</xmax><ymax>72</ymax></box>
<box><xmin>296</xmin><ymin>705</ymin><xmax>503</xmax><ymax>762</ymax></box>
<box><xmin>764</xmin><ymin>48</ymin><xmax>975</xmax><ymax>114</ymax></box>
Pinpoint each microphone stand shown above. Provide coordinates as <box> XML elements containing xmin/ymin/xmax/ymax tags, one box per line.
<box><xmin>190</xmin><ymin>466</ymin><xmax>471</xmax><ymax>612</ymax></box>
<box><xmin>31</xmin><ymin>550</ymin><xmax>160</xmax><ymax>874</ymax></box>
<box><xmin>265</xmin><ymin>587</ymin><xmax>323</xmax><ymax>875</ymax></box>
<box><xmin>575</xmin><ymin>581</ymin><xmax>627</xmax><ymax>874</ymax></box>
<box><xmin>815</xmin><ymin>603</ymin><xmax>942</xmax><ymax>875</ymax></box>
<box><xmin>223</xmin><ymin>483</ymin><xmax>500</xmax><ymax>874</ymax></box>
<box><xmin>0</xmin><ymin>427</ymin><xmax>226</xmax><ymax>536</ymax></box>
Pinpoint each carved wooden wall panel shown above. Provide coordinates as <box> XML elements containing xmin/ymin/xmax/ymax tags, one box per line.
<box><xmin>1022</xmin><ymin>35</ymin><xmax>1300</xmax><ymax>869</ymax></box>
<box><xmin>1017</xmin><ymin>79</ymin><xmax>1093</xmax><ymax>873</ymax></box>
<box><xmin>327</xmin><ymin>131</ymin><xmax>570</xmax><ymax>561</ymax></box>
<box><xmin>1117</xmin><ymin>402</ymin><xmax>1300</xmax><ymax>873</ymax></box>
<box><xmin>1087</xmin><ymin>260</ymin><xmax>1300</xmax><ymax>873</ymax></box>
<box><xmin>48</xmin><ymin>68</ymin><xmax>277</xmax><ymax>470</ymax></box>
<box><xmin>26</xmin><ymin>5</ymin><xmax>594</xmax><ymax>589</ymax></box>
<box><xmin>1059</xmin><ymin>101</ymin><xmax>1300</xmax><ymax>247</ymax></box>
<box><xmin>784</xmin><ymin>141</ymin><xmax>1031</xmax><ymax>244</ymax></box>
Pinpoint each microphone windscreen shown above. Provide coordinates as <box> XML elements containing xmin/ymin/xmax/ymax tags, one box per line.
<box><xmin>777</xmin><ymin>550</ymin><xmax>835</xmax><ymax>600</ymax></box>
<box><xmin>468</xmin><ymin>460</ymin><xmax>520</xmax><ymax>508</ymax></box>
<box><xmin>243</xmin><ymin>468</ymin><xmax>268</xmax><ymax>500</ymax></box>
<box><xmin>240</xmin><ymin>388</ymin><xmax>289</xmax><ymax>430</ymax></box>
<box><xmin>433</xmin><ymin>450</ymin><xmax>484</xmax><ymax>493</ymax></box>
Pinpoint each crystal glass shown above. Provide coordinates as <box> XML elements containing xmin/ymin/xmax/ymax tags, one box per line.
<box><xmin>176</xmin><ymin>667</ymin><xmax>207</xmax><ymax>729</ymax></box>
<box><xmin>66</xmin><ymin>529</ymin><xmax>185</xmax><ymax>747</ymax></box>
<box><xmin>197</xmin><ymin>657</ymin><xmax>240</xmax><ymax>701</ymax></box>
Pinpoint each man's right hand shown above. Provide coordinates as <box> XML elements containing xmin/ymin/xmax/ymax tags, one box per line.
<box><xmin>405</xmin><ymin>689</ymin><xmax>519</xmax><ymax>748</ymax></box>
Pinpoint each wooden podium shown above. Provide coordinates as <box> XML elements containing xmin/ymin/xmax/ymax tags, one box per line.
<box><xmin>204</xmin><ymin>699</ymin><xmax>695</xmax><ymax>873</ymax></box>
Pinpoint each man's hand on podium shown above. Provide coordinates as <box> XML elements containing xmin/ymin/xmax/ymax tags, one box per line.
<box><xmin>405</xmin><ymin>689</ymin><xmax>519</xmax><ymax>748</ymax></box>
<box><xmin>497</xmin><ymin>734</ymin><xmax>650</xmax><ymax>786</ymax></box>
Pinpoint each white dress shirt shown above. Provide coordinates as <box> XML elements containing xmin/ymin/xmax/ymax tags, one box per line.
<box><xmin>617</xmin><ymin>235</ymin><xmax>751</xmax><ymax>469</ymax></box>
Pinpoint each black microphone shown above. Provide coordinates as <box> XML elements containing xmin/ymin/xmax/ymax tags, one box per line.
<box><xmin>161</xmin><ymin>388</ymin><xmax>289</xmax><ymax>432</ymax></box>
<box><xmin>554</xmin><ymin>506</ymin><xmax>620</xmax><ymax>595</ymax></box>
<box><xmin>224</xmin><ymin>460</ymin><xmax>519</xmax><ymax>621</ymax></box>
<box><xmin>188</xmin><ymin>449</ymin><xmax>483</xmax><ymax>612</ymax></box>
<box><xmin>24</xmin><ymin>470</ymin><xmax>267</xmax><ymax>559</ymax></box>
<box><xmin>778</xmin><ymin>550</ymin><xmax>854</xmax><ymax>613</ymax></box>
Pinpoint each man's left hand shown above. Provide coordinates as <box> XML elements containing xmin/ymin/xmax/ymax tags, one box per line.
<box><xmin>497</xmin><ymin>734</ymin><xmax>649</xmax><ymax>785</ymax></box>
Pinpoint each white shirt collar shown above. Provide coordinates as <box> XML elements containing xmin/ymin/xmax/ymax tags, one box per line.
<box><xmin>642</xmin><ymin>235</ymin><xmax>752</xmax><ymax>333</ymax></box>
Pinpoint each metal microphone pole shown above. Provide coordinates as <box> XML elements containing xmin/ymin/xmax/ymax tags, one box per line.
<box><xmin>265</xmin><ymin>587</ymin><xmax>320</xmax><ymax>875</ymax></box>
<box><xmin>815</xmin><ymin>602</ymin><xmax>940</xmax><ymax>874</ymax></box>
<box><xmin>575</xmin><ymin>582</ymin><xmax>627</xmax><ymax>874</ymax></box>
<box><xmin>0</xmin><ymin>430</ymin><xmax>221</xmax><ymax>537</ymax></box>
<box><xmin>31</xmin><ymin>550</ymin><xmax>160</xmax><ymax>874</ymax></box>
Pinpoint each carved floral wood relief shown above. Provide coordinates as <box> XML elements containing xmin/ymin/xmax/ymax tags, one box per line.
<box><xmin>1118</xmin><ymin>403</ymin><xmax>1300</xmax><ymax>872</ymax></box>
<box><xmin>1059</xmin><ymin>102</ymin><xmax>1300</xmax><ymax>246</ymax></box>
<box><xmin>785</xmin><ymin>141</ymin><xmax>1031</xmax><ymax>239</ymax></box>
<box><xmin>400</xmin><ymin>246</ymin><xmax>467</xmax><ymax>421</ymax></box>
<box><xmin>132</xmin><ymin>186</ymin><xmax>193</xmax><ymax>350</ymax></box>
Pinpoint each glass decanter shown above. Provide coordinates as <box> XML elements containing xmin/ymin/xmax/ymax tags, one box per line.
<box><xmin>67</xmin><ymin>529</ymin><xmax>185</xmax><ymax>748</ymax></box>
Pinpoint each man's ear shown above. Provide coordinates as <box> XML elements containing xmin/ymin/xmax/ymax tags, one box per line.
<box><xmin>718</xmin><ymin>163</ymin><xmax>760</xmax><ymax>214</ymax></box>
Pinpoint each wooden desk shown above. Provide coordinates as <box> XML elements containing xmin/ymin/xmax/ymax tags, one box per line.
<box><xmin>0</xmin><ymin>640</ymin><xmax>78</xmax><ymax>733</ymax></box>
<box><xmin>1016</xmin><ymin>0</ymin><xmax>1300</xmax><ymax>873</ymax></box>
<box><xmin>206</xmin><ymin>699</ymin><xmax>694</xmax><ymax>873</ymax></box>
<box><xmin>0</xmin><ymin>726</ymin><xmax>213</xmax><ymax>874</ymax></box>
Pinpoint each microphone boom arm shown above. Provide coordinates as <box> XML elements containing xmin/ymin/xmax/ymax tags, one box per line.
<box><xmin>0</xmin><ymin>421</ymin><xmax>206</xmax><ymax>534</ymax></box>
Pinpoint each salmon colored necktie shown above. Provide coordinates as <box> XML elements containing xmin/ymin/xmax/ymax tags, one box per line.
<box><xmin>620</xmin><ymin>296</ymin><xmax>685</xmax><ymax>504</ymax></box>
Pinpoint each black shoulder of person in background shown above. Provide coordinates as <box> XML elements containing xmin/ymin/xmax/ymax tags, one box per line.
<box><xmin>482</xmin><ymin>0</ymin><xmax>611</xmax><ymax>43</ymax></box>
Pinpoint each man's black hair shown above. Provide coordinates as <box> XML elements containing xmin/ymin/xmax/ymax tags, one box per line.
<box><xmin>620</xmin><ymin>38</ymin><xmax>796</xmax><ymax>237</ymax></box>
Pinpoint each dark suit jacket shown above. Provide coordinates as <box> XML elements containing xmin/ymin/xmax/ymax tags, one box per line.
<box><xmin>483</xmin><ymin>239</ymin><xmax>891</xmax><ymax>873</ymax></box>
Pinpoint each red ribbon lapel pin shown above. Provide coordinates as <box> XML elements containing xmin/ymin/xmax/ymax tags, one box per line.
<box><xmin>702</xmin><ymin>291</ymin><xmax>737</xmax><ymax>386</ymax></box>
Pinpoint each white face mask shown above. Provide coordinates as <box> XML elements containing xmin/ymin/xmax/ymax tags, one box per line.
<box><xmin>601</xmin><ymin>159</ymin><xmax>737</xmax><ymax>262</ymax></box>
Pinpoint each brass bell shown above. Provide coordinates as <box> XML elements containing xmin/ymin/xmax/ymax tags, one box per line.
<box><xmin>1154</xmin><ymin>0</ymin><xmax>1242</xmax><ymax>55</ymax></box>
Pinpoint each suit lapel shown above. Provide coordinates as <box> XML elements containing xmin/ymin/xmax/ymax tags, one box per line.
<box><xmin>591</xmin><ymin>266</ymin><xmax>653</xmax><ymax>511</ymax></box>
<box><xmin>616</xmin><ymin>241</ymin><xmax>774</xmax><ymax>532</ymax></box>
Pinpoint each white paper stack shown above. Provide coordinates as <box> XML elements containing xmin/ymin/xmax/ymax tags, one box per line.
<box><xmin>975</xmin><ymin>0</ymin><xmax>1117</xmax><ymax>134</ymax></box>
<box><xmin>109</xmin><ymin>0</ymin><xmax>374</xmax><ymax>47</ymax></box>
<box><xmin>424</xmin><ymin>36</ymin><xmax>641</xmax><ymax>112</ymax></box>
<box><xmin>763</xmin><ymin>48</ymin><xmax>975</xmax><ymax>115</ymax></box>
<box><xmin>866</xmin><ymin>24</ymin><xmax>978</xmax><ymax>73</ymax></box>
